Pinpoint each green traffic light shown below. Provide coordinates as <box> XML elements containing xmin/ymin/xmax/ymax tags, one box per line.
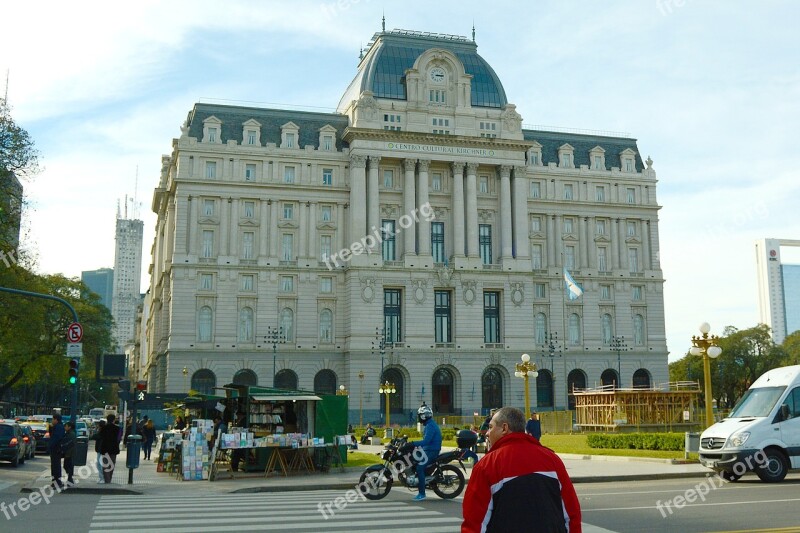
<box><xmin>69</xmin><ymin>376</ymin><xmax>77</xmax><ymax>385</ymax></box>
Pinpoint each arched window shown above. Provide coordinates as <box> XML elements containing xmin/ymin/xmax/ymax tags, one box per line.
<box><xmin>280</xmin><ymin>308</ymin><xmax>294</xmax><ymax>341</ymax></box>
<box><xmin>602</xmin><ymin>314</ymin><xmax>613</xmax><ymax>344</ymax></box>
<box><xmin>482</xmin><ymin>367</ymin><xmax>503</xmax><ymax>411</ymax></box>
<box><xmin>274</xmin><ymin>369</ymin><xmax>298</xmax><ymax>390</ymax></box>
<box><xmin>381</xmin><ymin>367</ymin><xmax>404</xmax><ymax>415</ymax></box>
<box><xmin>198</xmin><ymin>306</ymin><xmax>213</xmax><ymax>342</ymax></box>
<box><xmin>238</xmin><ymin>307</ymin><xmax>254</xmax><ymax>342</ymax></box>
<box><xmin>191</xmin><ymin>369</ymin><xmax>216</xmax><ymax>395</ymax></box>
<box><xmin>601</xmin><ymin>369</ymin><xmax>618</xmax><ymax>388</ymax></box>
<box><xmin>432</xmin><ymin>367</ymin><xmax>455</xmax><ymax>414</ymax></box>
<box><xmin>633</xmin><ymin>314</ymin><xmax>645</xmax><ymax>346</ymax></box>
<box><xmin>319</xmin><ymin>309</ymin><xmax>333</xmax><ymax>343</ymax></box>
<box><xmin>233</xmin><ymin>369</ymin><xmax>257</xmax><ymax>387</ymax></box>
<box><xmin>633</xmin><ymin>369</ymin><xmax>651</xmax><ymax>389</ymax></box>
<box><xmin>536</xmin><ymin>370</ymin><xmax>553</xmax><ymax>409</ymax></box>
<box><xmin>314</xmin><ymin>369</ymin><xmax>337</xmax><ymax>395</ymax></box>
<box><xmin>567</xmin><ymin>369</ymin><xmax>587</xmax><ymax>410</ymax></box>
<box><xmin>568</xmin><ymin>313</ymin><xmax>581</xmax><ymax>345</ymax></box>
<box><xmin>534</xmin><ymin>313</ymin><xmax>547</xmax><ymax>345</ymax></box>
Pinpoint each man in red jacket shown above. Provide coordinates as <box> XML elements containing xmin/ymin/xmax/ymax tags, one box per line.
<box><xmin>462</xmin><ymin>407</ymin><xmax>582</xmax><ymax>533</ymax></box>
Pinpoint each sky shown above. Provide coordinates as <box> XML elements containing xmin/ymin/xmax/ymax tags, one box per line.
<box><xmin>3</xmin><ymin>0</ymin><xmax>799</xmax><ymax>363</ymax></box>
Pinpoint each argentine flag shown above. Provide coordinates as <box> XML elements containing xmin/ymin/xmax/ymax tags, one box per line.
<box><xmin>564</xmin><ymin>268</ymin><xmax>583</xmax><ymax>300</ymax></box>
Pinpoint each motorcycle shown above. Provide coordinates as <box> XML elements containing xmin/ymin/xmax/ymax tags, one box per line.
<box><xmin>358</xmin><ymin>436</ymin><xmax>466</xmax><ymax>500</ymax></box>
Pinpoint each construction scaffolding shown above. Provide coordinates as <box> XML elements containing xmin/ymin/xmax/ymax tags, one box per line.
<box><xmin>572</xmin><ymin>381</ymin><xmax>702</xmax><ymax>432</ymax></box>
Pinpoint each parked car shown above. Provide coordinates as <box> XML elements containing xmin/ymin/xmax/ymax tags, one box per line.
<box><xmin>0</xmin><ymin>421</ymin><xmax>25</xmax><ymax>466</ymax></box>
<box><xmin>21</xmin><ymin>422</ymin><xmax>50</xmax><ymax>454</ymax></box>
<box><xmin>71</xmin><ymin>420</ymin><xmax>89</xmax><ymax>439</ymax></box>
<box><xmin>19</xmin><ymin>425</ymin><xmax>36</xmax><ymax>460</ymax></box>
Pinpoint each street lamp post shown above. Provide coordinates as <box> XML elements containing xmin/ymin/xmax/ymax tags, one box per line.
<box><xmin>378</xmin><ymin>381</ymin><xmax>396</xmax><ymax>428</ymax></box>
<box><xmin>337</xmin><ymin>384</ymin><xmax>349</xmax><ymax>396</ymax></box>
<box><xmin>541</xmin><ymin>332</ymin><xmax>561</xmax><ymax>410</ymax></box>
<box><xmin>610</xmin><ymin>336</ymin><xmax>628</xmax><ymax>388</ymax></box>
<box><xmin>182</xmin><ymin>366</ymin><xmax>188</xmax><ymax>393</ymax></box>
<box><xmin>358</xmin><ymin>371</ymin><xmax>364</xmax><ymax>426</ymax></box>
<box><xmin>514</xmin><ymin>354</ymin><xmax>539</xmax><ymax>418</ymax></box>
<box><xmin>690</xmin><ymin>322</ymin><xmax>723</xmax><ymax>427</ymax></box>
<box><xmin>373</xmin><ymin>327</ymin><xmax>387</xmax><ymax>382</ymax></box>
<box><xmin>265</xmin><ymin>326</ymin><xmax>286</xmax><ymax>388</ymax></box>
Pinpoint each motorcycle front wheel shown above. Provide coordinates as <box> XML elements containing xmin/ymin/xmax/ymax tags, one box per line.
<box><xmin>432</xmin><ymin>464</ymin><xmax>466</xmax><ymax>499</ymax></box>
<box><xmin>358</xmin><ymin>469</ymin><xmax>393</xmax><ymax>500</ymax></box>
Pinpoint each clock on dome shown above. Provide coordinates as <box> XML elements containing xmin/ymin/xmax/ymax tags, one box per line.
<box><xmin>429</xmin><ymin>67</ymin><xmax>445</xmax><ymax>83</ymax></box>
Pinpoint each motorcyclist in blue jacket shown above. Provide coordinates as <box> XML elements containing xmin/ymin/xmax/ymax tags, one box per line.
<box><xmin>410</xmin><ymin>404</ymin><xmax>442</xmax><ymax>501</ymax></box>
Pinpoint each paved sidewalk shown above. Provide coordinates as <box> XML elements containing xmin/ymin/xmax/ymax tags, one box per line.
<box><xmin>22</xmin><ymin>442</ymin><xmax>710</xmax><ymax>496</ymax></box>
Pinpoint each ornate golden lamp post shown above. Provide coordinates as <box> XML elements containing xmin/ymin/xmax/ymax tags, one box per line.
<box><xmin>514</xmin><ymin>354</ymin><xmax>539</xmax><ymax>419</ymax></box>
<box><xmin>689</xmin><ymin>322</ymin><xmax>723</xmax><ymax>428</ymax></box>
<box><xmin>378</xmin><ymin>381</ymin><xmax>396</xmax><ymax>428</ymax></box>
<box><xmin>337</xmin><ymin>384</ymin><xmax>349</xmax><ymax>396</ymax></box>
<box><xmin>182</xmin><ymin>366</ymin><xmax>188</xmax><ymax>393</ymax></box>
<box><xmin>358</xmin><ymin>371</ymin><xmax>365</xmax><ymax>427</ymax></box>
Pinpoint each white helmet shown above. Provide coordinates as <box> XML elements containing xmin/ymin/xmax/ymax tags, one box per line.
<box><xmin>417</xmin><ymin>404</ymin><xmax>433</xmax><ymax>423</ymax></box>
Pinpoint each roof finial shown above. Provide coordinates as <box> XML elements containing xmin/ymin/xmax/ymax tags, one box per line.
<box><xmin>382</xmin><ymin>12</ymin><xmax>385</xmax><ymax>32</ymax></box>
<box><xmin>359</xmin><ymin>43</ymin><xmax>363</xmax><ymax>60</ymax></box>
<box><xmin>472</xmin><ymin>22</ymin><xmax>475</xmax><ymax>42</ymax></box>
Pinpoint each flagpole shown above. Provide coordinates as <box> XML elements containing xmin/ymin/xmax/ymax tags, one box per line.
<box><xmin>561</xmin><ymin>254</ymin><xmax>566</xmax><ymax>412</ymax></box>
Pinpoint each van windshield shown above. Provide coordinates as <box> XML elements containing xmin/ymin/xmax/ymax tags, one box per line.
<box><xmin>728</xmin><ymin>386</ymin><xmax>786</xmax><ymax>418</ymax></box>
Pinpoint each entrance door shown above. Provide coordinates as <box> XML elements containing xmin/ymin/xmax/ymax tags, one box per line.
<box><xmin>432</xmin><ymin>368</ymin><xmax>455</xmax><ymax>414</ymax></box>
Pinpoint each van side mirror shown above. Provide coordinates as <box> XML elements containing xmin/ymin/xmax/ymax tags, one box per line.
<box><xmin>780</xmin><ymin>404</ymin><xmax>791</xmax><ymax>421</ymax></box>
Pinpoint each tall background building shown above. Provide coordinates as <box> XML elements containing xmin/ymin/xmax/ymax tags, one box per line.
<box><xmin>81</xmin><ymin>267</ymin><xmax>114</xmax><ymax>311</ymax></box>
<box><xmin>0</xmin><ymin>171</ymin><xmax>22</xmax><ymax>250</ymax></box>
<box><xmin>111</xmin><ymin>199</ymin><xmax>144</xmax><ymax>352</ymax></box>
<box><xmin>144</xmin><ymin>27</ymin><xmax>668</xmax><ymax>422</ymax></box>
<box><xmin>756</xmin><ymin>238</ymin><xmax>800</xmax><ymax>344</ymax></box>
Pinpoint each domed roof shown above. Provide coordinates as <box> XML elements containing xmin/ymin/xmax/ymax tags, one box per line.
<box><xmin>338</xmin><ymin>29</ymin><xmax>508</xmax><ymax>112</ymax></box>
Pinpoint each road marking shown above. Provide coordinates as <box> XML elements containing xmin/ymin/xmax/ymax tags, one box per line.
<box><xmin>584</xmin><ymin>497</ymin><xmax>800</xmax><ymax>512</ymax></box>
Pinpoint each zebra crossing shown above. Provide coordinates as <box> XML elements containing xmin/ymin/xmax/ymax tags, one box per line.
<box><xmin>88</xmin><ymin>491</ymin><xmax>463</xmax><ymax>532</ymax></box>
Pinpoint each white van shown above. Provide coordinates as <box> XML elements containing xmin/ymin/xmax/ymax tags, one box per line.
<box><xmin>699</xmin><ymin>365</ymin><xmax>800</xmax><ymax>482</ymax></box>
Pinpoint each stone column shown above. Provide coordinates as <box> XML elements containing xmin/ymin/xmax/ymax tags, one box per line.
<box><xmin>586</xmin><ymin>217</ymin><xmax>595</xmax><ymax>269</ymax></box>
<box><xmin>260</xmin><ymin>200</ymin><xmax>269</xmax><ymax>258</ymax></box>
<box><xmin>499</xmin><ymin>165</ymin><xmax>513</xmax><ymax>260</ymax></box>
<box><xmin>337</xmin><ymin>203</ymin><xmax>346</xmax><ymax>253</ymax></box>
<box><xmin>618</xmin><ymin>217</ymin><xmax>627</xmax><ymax>270</ymax></box>
<box><xmin>579</xmin><ymin>217</ymin><xmax>588</xmax><ymax>268</ymax></box>
<box><xmin>554</xmin><ymin>214</ymin><xmax>562</xmax><ymax>267</ymax></box>
<box><xmin>349</xmin><ymin>154</ymin><xmax>368</xmax><ymax>245</ymax></box>
<box><xmin>451</xmin><ymin>162</ymin><xmax>466</xmax><ymax>258</ymax></box>
<box><xmin>403</xmin><ymin>159</ymin><xmax>417</xmax><ymax>257</ymax></box>
<box><xmin>465</xmin><ymin>162</ymin><xmax>479</xmax><ymax>258</ymax></box>
<box><xmin>417</xmin><ymin>159</ymin><xmax>431</xmax><ymax>257</ymax></box>
<box><xmin>220</xmin><ymin>197</ymin><xmax>230</xmax><ymax>256</ymax></box>
<box><xmin>547</xmin><ymin>214</ymin><xmax>556</xmax><ymax>268</ymax></box>
<box><xmin>309</xmin><ymin>202</ymin><xmax>318</xmax><ymax>261</ymax></box>
<box><xmin>367</xmin><ymin>156</ymin><xmax>381</xmax><ymax>254</ymax></box>
<box><xmin>229</xmin><ymin>198</ymin><xmax>239</xmax><ymax>257</ymax></box>
<box><xmin>180</xmin><ymin>195</ymin><xmax>191</xmax><ymax>255</ymax></box>
<box><xmin>611</xmin><ymin>219</ymin><xmax>620</xmax><ymax>270</ymax></box>
<box><xmin>298</xmin><ymin>202</ymin><xmax>307</xmax><ymax>258</ymax></box>
<box><xmin>269</xmin><ymin>200</ymin><xmax>278</xmax><ymax>258</ymax></box>
<box><xmin>642</xmin><ymin>219</ymin><xmax>651</xmax><ymax>271</ymax></box>
<box><xmin>512</xmin><ymin>166</ymin><xmax>529</xmax><ymax>260</ymax></box>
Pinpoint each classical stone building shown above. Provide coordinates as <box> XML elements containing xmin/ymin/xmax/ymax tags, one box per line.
<box><xmin>144</xmin><ymin>28</ymin><xmax>667</xmax><ymax>423</ymax></box>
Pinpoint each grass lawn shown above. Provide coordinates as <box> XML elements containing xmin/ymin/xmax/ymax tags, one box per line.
<box><xmin>344</xmin><ymin>450</ymin><xmax>385</xmax><ymax>468</ymax></box>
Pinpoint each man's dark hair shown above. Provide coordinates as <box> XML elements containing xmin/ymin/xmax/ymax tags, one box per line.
<box><xmin>107</xmin><ymin>414</ymin><xmax>116</xmax><ymax>423</ymax></box>
<box><xmin>493</xmin><ymin>407</ymin><xmax>525</xmax><ymax>433</ymax></box>
<box><xmin>52</xmin><ymin>413</ymin><xmax>62</xmax><ymax>421</ymax></box>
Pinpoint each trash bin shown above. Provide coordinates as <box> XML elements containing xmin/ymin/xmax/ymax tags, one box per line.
<box><xmin>685</xmin><ymin>432</ymin><xmax>700</xmax><ymax>457</ymax></box>
<box><xmin>126</xmin><ymin>435</ymin><xmax>142</xmax><ymax>469</ymax></box>
<box><xmin>384</xmin><ymin>427</ymin><xmax>394</xmax><ymax>440</ymax></box>
<box><xmin>73</xmin><ymin>437</ymin><xmax>89</xmax><ymax>467</ymax></box>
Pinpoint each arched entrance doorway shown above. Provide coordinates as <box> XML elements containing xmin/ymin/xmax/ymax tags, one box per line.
<box><xmin>381</xmin><ymin>367</ymin><xmax>404</xmax><ymax>415</ymax></box>
<box><xmin>432</xmin><ymin>367</ymin><xmax>455</xmax><ymax>414</ymax></box>
<box><xmin>567</xmin><ymin>369</ymin><xmax>587</xmax><ymax>410</ymax></box>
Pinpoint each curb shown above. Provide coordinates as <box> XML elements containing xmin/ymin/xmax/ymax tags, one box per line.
<box><xmin>20</xmin><ymin>485</ymin><xmax>143</xmax><ymax>495</ymax></box>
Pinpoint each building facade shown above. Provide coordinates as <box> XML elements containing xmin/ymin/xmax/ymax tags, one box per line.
<box><xmin>756</xmin><ymin>238</ymin><xmax>800</xmax><ymax>344</ymax></box>
<box><xmin>144</xmin><ymin>29</ymin><xmax>668</xmax><ymax>422</ymax></box>
<box><xmin>81</xmin><ymin>267</ymin><xmax>114</xmax><ymax>312</ymax></box>
<box><xmin>112</xmin><ymin>214</ymin><xmax>144</xmax><ymax>351</ymax></box>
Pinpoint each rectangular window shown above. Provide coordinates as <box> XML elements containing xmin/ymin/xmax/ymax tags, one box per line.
<box><xmin>598</xmin><ymin>247</ymin><xmax>608</xmax><ymax>272</ymax></box>
<box><xmin>203</xmin><ymin>199</ymin><xmax>215</xmax><ymax>217</ymax></box>
<box><xmin>207</xmin><ymin>127</ymin><xmax>217</xmax><ymax>143</ymax></box>
<box><xmin>600</xmin><ymin>284</ymin><xmax>611</xmax><ymax>300</ymax></box>
<box><xmin>625</xmin><ymin>158</ymin><xmax>634</xmax><ymax>172</ymax></box>
<box><xmin>532</xmin><ymin>244</ymin><xmax>543</xmax><ymax>269</ymax></box>
<box><xmin>244</xmin><ymin>164</ymin><xmax>256</xmax><ymax>182</ymax></box>
<box><xmin>483</xmin><ymin>291</ymin><xmax>500</xmax><ymax>343</ymax></box>
<box><xmin>632</xmin><ymin>285</ymin><xmax>643</xmax><ymax>301</ymax></box>
<box><xmin>627</xmin><ymin>187</ymin><xmax>636</xmax><ymax>204</ymax></box>
<box><xmin>242</xmin><ymin>232</ymin><xmax>254</xmax><ymax>259</ymax></box>
<box><xmin>202</xmin><ymin>230</ymin><xmax>214</xmax><ymax>258</ymax></box>
<box><xmin>627</xmin><ymin>221</ymin><xmax>637</xmax><ymax>237</ymax></box>
<box><xmin>534</xmin><ymin>283</ymin><xmax>546</xmax><ymax>299</ymax></box>
<box><xmin>205</xmin><ymin>161</ymin><xmax>217</xmax><ymax>179</ymax></box>
<box><xmin>319</xmin><ymin>277</ymin><xmax>332</xmax><ymax>293</ymax></box>
<box><xmin>531</xmin><ymin>216</ymin><xmax>541</xmax><ymax>232</ymax></box>
<box><xmin>594</xmin><ymin>155</ymin><xmax>603</xmax><ymax>170</ymax></box>
<box><xmin>596</xmin><ymin>186</ymin><xmax>605</xmax><ymax>202</ymax></box>
<box><xmin>429</xmin><ymin>89</ymin><xmax>446</xmax><ymax>103</ymax></box>
<box><xmin>247</xmin><ymin>130</ymin><xmax>257</xmax><ymax>145</ymax></box>
<box><xmin>284</xmin><ymin>166</ymin><xmax>295</xmax><ymax>184</ymax></box>
<box><xmin>322</xmin><ymin>168</ymin><xmax>333</xmax><ymax>186</ymax></box>
<box><xmin>321</xmin><ymin>205</ymin><xmax>332</xmax><ymax>222</ymax></box>
<box><xmin>286</xmin><ymin>133</ymin><xmax>295</xmax><ymax>148</ymax></box>
<box><xmin>563</xmin><ymin>218</ymin><xmax>574</xmax><ymax>234</ymax></box>
<box><xmin>565</xmin><ymin>245</ymin><xmax>576</xmax><ymax>269</ymax></box>
<box><xmin>434</xmin><ymin>290</ymin><xmax>452</xmax><ymax>343</ymax></box>
<box><xmin>431</xmin><ymin>222</ymin><xmax>445</xmax><ymax>263</ymax></box>
<box><xmin>281</xmin><ymin>234</ymin><xmax>293</xmax><ymax>261</ymax></box>
<box><xmin>479</xmin><ymin>224</ymin><xmax>492</xmax><ymax>265</ymax></box>
<box><xmin>384</xmin><ymin>289</ymin><xmax>402</xmax><ymax>343</ymax></box>
<box><xmin>320</xmin><ymin>235</ymin><xmax>332</xmax><ymax>261</ymax></box>
<box><xmin>323</xmin><ymin>135</ymin><xmax>333</xmax><ymax>151</ymax></box>
<box><xmin>200</xmin><ymin>274</ymin><xmax>213</xmax><ymax>290</ymax></box>
<box><xmin>381</xmin><ymin>220</ymin><xmax>396</xmax><ymax>261</ymax></box>
<box><xmin>530</xmin><ymin>152</ymin><xmax>539</xmax><ymax>165</ymax></box>
<box><xmin>561</xmin><ymin>154</ymin><xmax>572</xmax><ymax>167</ymax></box>
<box><xmin>628</xmin><ymin>248</ymin><xmax>639</xmax><ymax>272</ymax></box>
<box><xmin>383</xmin><ymin>170</ymin><xmax>394</xmax><ymax>188</ymax></box>
<box><xmin>431</xmin><ymin>172</ymin><xmax>442</xmax><ymax>191</ymax></box>
<box><xmin>479</xmin><ymin>176</ymin><xmax>489</xmax><ymax>193</ymax></box>
<box><xmin>283</xmin><ymin>203</ymin><xmax>294</xmax><ymax>219</ymax></box>
<box><xmin>596</xmin><ymin>219</ymin><xmax>606</xmax><ymax>235</ymax></box>
<box><xmin>243</xmin><ymin>201</ymin><xmax>255</xmax><ymax>218</ymax></box>
<box><xmin>530</xmin><ymin>181</ymin><xmax>541</xmax><ymax>198</ymax></box>
<box><xmin>280</xmin><ymin>276</ymin><xmax>294</xmax><ymax>292</ymax></box>
<box><xmin>241</xmin><ymin>274</ymin><xmax>254</xmax><ymax>292</ymax></box>
<box><xmin>564</xmin><ymin>183</ymin><xmax>573</xmax><ymax>200</ymax></box>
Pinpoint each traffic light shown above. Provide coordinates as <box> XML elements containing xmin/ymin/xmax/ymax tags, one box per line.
<box><xmin>136</xmin><ymin>381</ymin><xmax>147</xmax><ymax>392</ymax></box>
<box><xmin>68</xmin><ymin>358</ymin><xmax>79</xmax><ymax>385</ymax></box>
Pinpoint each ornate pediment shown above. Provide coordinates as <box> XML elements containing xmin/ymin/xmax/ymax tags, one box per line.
<box><xmin>277</xmin><ymin>220</ymin><xmax>299</xmax><ymax>229</ymax></box>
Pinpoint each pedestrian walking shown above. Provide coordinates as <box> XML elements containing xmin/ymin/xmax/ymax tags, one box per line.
<box><xmin>525</xmin><ymin>411</ymin><xmax>542</xmax><ymax>441</ymax></box>
<box><xmin>62</xmin><ymin>421</ymin><xmax>77</xmax><ymax>486</ymax></box>
<box><xmin>48</xmin><ymin>413</ymin><xmax>65</xmax><ymax>490</ymax></box>
<box><xmin>462</xmin><ymin>407</ymin><xmax>582</xmax><ymax>533</ymax></box>
<box><xmin>142</xmin><ymin>418</ymin><xmax>156</xmax><ymax>460</ymax></box>
<box><xmin>90</xmin><ymin>420</ymin><xmax>106</xmax><ymax>483</ymax></box>
<box><xmin>99</xmin><ymin>414</ymin><xmax>121</xmax><ymax>484</ymax></box>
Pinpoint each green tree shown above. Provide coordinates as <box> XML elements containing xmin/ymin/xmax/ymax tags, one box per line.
<box><xmin>778</xmin><ymin>330</ymin><xmax>800</xmax><ymax>366</ymax></box>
